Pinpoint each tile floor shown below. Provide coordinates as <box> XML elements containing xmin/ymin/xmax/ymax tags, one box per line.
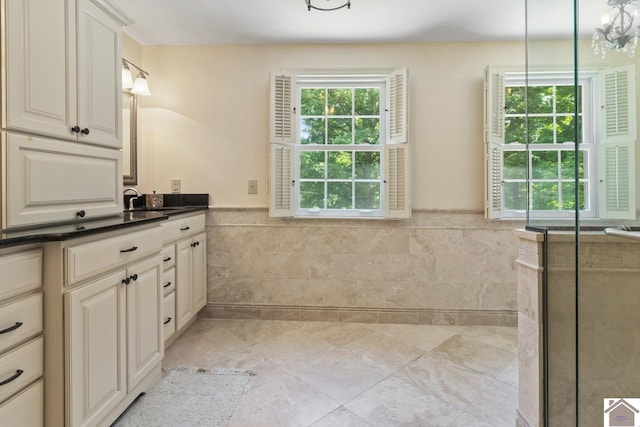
<box><xmin>162</xmin><ymin>319</ymin><xmax>518</xmax><ymax>427</ymax></box>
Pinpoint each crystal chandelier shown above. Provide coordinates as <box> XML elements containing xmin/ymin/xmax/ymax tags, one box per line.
<box><xmin>593</xmin><ymin>0</ymin><xmax>639</xmax><ymax>58</ymax></box>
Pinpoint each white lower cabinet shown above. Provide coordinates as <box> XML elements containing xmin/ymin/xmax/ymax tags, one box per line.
<box><xmin>66</xmin><ymin>256</ymin><xmax>162</xmax><ymax>427</ymax></box>
<box><xmin>0</xmin><ymin>380</ymin><xmax>44</xmax><ymax>427</ymax></box>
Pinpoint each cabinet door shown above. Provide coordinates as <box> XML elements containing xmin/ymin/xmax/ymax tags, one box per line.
<box><xmin>175</xmin><ymin>240</ymin><xmax>194</xmax><ymax>331</ymax></box>
<box><xmin>2</xmin><ymin>0</ymin><xmax>73</xmax><ymax>140</ymax></box>
<box><xmin>75</xmin><ymin>0</ymin><xmax>122</xmax><ymax>148</ymax></box>
<box><xmin>126</xmin><ymin>257</ymin><xmax>163</xmax><ymax>391</ymax></box>
<box><xmin>0</xmin><ymin>380</ymin><xmax>44</xmax><ymax>427</ymax></box>
<box><xmin>66</xmin><ymin>271</ymin><xmax>127</xmax><ymax>427</ymax></box>
<box><xmin>4</xmin><ymin>132</ymin><xmax>122</xmax><ymax>229</ymax></box>
<box><xmin>192</xmin><ymin>232</ymin><xmax>207</xmax><ymax>312</ymax></box>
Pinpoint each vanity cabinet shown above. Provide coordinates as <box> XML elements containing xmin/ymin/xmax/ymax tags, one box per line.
<box><xmin>2</xmin><ymin>0</ymin><xmax>131</xmax><ymax>148</ymax></box>
<box><xmin>161</xmin><ymin>213</ymin><xmax>207</xmax><ymax>344</ymax></box>
<box><xmin>0</xmin><ymin>247</ymin><xmax>44</xmax><ymax>427</ymax></box>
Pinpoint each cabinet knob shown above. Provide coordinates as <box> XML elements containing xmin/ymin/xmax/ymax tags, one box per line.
<box><xmin>130</xmin><ymin>274</ymin><xmax>138</xmax><ymax>282</ymax></box>
<box><xmin>70</xmin><ymin>125</ymin><xmax>80</xmax><ymax>133</ymax></box>
<box><xmin>81</xmin><ymin>128</ymin><xmax>90</xmax><ymax>135</ymax></box>
<box><xmin>122</xmin><ymin>277</ymin><xmax>131</xmax><ymax>285</ymax></box>
<box><xmin>76</xmin><ymin>210</ymin><xmax>86</xmax><ymax>218</ymax></box>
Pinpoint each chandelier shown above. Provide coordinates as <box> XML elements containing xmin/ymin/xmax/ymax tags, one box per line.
<box><xmin>305</xmin><ymin>0</ymin><xmax>351</xmax><ymax>11</ymax></box>
<box><xmin>593</xmin><ymin>0</ymin><xmax>639</xmax><ymax>58</ymax></box>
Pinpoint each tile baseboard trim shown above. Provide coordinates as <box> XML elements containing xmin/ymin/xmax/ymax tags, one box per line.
<box><xmin>199</xmin><ymin>303</ymin><xmax>517</xmax><ymax>327</ymax></box>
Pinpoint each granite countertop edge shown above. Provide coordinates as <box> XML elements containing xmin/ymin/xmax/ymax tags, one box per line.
<box><xmin>0</xmin><ymin>206</ymin><xmax>208</xmax><ymax>249</ymax></box>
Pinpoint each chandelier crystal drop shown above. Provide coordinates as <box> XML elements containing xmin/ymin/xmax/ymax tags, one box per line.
<box><xmin>593</xmin><ymin>0</ymin><xmax>640</xmax><ymax>59</ymax></box>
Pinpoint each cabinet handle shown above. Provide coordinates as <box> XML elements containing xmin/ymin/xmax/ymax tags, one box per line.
<box><xmin>163</xmin><ymin>281</ymin><xmax>172</xmax><ymax>288</ymax></box>
<box><xmin>163</xmin><ymin>257</ymin><xmax>172</xmax><ymax>262</ymax></box>
<box><xmin>191</xmin><ymin>241</ymin><xmax>200</xmax><ymax>248</ymax></box>
<box><xmin>70</xmin><ymin>125</ymin><xmax>80</xmax><ymax>133</ymax></box>
<box><xmin>180</xmin><ymin>226</ymin><xmax>190</xmax><ymax>231</ymax></box>
<box><xmin>0</xmin><ymin>322</ymin><xmax>23</xmax><ymax>335</ymax></box>
<box><xmin>76</xmin><ymin>210</ymin><xmax>86</xmax><ymax>218</ymax></box>
<box><xmin>130</xmin><ymin>274</ymin><xmax>138</xmax><ymax>282</ymax></box>
<box><xmin>120</xmin><ymin>246</ymin><xmax>138</xmax><ymax>253</ymax></box>
<box><xmin>122</xmin><ymin>277</ymin><xmax>131</xmax><ymax>285</ymax></box>
<box><xmin>163</xmin><ymin>317</ymin><xmax>172</xmax><ymax>325</ymax></box>
<box><xmin>81</xmin><ymin>128</ymin><xmax>90</xmax><ymax>135</ymax></box>
<box><xmin>0</xmin><ymin>370</ymin><xmax>24</xmax><ymax>386</ymax></box>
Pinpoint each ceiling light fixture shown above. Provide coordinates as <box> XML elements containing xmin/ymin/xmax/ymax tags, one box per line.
<box><xmin>122</xmin><ymin>58</ymin><xmax>151</xmax><ymax>96</ymax></box>
<box><xmin>593</xmin><ymin>0</ymin><xmax>639</xmax><ymax>58</ymax></box>
<box><xmin>305</xmin><ymin>0</ymin><xmax>351</xmax><ymax>12</ymax></box>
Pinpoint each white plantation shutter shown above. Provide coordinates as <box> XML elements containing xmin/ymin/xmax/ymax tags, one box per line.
<box><xmin>270</xmin><ymin>72</ymin><xmax>296</xmax><ymax>144</ymax></box>
<box><xmin>384</xmin><ymin>68</ymin><xmax>410</xmax><ymax>218</ymax></box>
<box><xmin>386</xmin><ymin>68</ymin><xmax>408</xmax><ymax>145</ymax></box>
<box><xmin>269</xmin><ymin>143</ymin><xmax>294</xmax><ymax>217</ymax></box>
<box><xmin>484</xmin><ymin>67</ymin><xmax>505</xmax><ymax>219</ymax></box>
<box><xmin>599</xmin><ymin>65</ymin><xmax>636</xmax><ymax>220</ymax></box>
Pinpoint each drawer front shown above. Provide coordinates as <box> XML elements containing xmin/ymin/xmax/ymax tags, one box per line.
<box><xmin>163</xmin><ymin>292</ymin><xmax>176</xmax><ymax>343</ymax></box>
<box><xmin>163</xmin><ymin>267</ymin><xmax>176</xmax><ymax>296</ymax></box>
<box><xmin>4</xmin><ymin>132</ymin><xmax>121</xmax><ymax>229</ymax></box>
<box><xmin>0</xmin><ymin>294</ymin><xmax>43</xmax><ymax>355</ymax></box>
<box><xmin>0</xmin><ymin>337</ymin><xmax>43</xmax><ymax>404</ymax></box>
<box><xmin>161</xmin><ymin>245</ymin><xmax>176</xmax><ymax>270</ymax></box>
<box><xmin>161</xmin><ymin>214</ymin><xmax>205</xmax><ymax>243</ymax></box>
<box><xmin>66</xmin><ymin>227</ymin><xmax>162</xmax><ymax>285</ymax></box>
<box><xmin>0</xmin><ymin>379</ymin><xmax>43</xmax><ymax>427</ymax></box>
<box><xmin>0</xmin><ymin>249</ymin><xmax>42</xmax><ymax>301</ymax></box>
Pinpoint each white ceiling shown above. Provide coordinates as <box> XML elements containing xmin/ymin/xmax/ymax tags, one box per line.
<box><xmin>110</xmin><ymin>0</ymin><xmax>605</xmax><ymax>46</ymax></box>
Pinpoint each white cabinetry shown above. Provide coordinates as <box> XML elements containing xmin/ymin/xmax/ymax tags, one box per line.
<box><xmin>0</xmin><ymin>247</ymin><xmax>44</xmax><ymax>427</ymax></box>
<box><xmin>2</xmin><ymin>0</ymin><xmax>131</xmax><ymax>148</ymax></box>
<box><xmin>161</xmin><ymin>213</ymin><xmax>207</xmax><ymax>345</ymax></box>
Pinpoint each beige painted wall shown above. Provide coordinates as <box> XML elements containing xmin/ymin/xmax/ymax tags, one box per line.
<box><xmin>133</xmin><ymin>41</ymin><xmax>526</xmax><ymax>210</ymax></box>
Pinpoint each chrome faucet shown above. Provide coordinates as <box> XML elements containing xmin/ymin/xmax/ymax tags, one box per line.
<box><xmin>123</xmin><ymin>187</ymin><xmax>142</xmax><ymax>210</ymax></box>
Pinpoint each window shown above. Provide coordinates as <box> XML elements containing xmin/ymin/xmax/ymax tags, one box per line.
<box><xmin>269</xmin><ymin>70</ymin><xmax>410</xmax><ymax>218</ymax></box>
<box><xmin>484</xmin><ymin>66</ymin><xmax>636</xmax><ymax>220</ymax></box>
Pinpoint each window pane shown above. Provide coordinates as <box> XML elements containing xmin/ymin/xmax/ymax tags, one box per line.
<box><xmin>355</xmin><ymin>88</ymin><xmax>380</xmax><ymax>115</ymax></box>
<box><xmin>327</xmin><ymin>182</ymin><xmax>352</xmax><ymax>209</ymax></box>
<box><xmin>528</xmin><ymin>117</ymin><xmax>555</xmax><ymax>144</ymax></box>
<box><xmin>505</xmin><ymin>117</ymin><xmax>526</xmax><ymax>144</ymax></box>
<box><xmin>503</xmin><ymin>151</ymin><xmax>527</xmax><ymax>179</ymax></box>
<box><xmin>327</xmin><ymin>151</ymin><xmax>353</xmax><ymax>179</ymax></box>
<box><xmin>527</xmin><ymin>86</ymin><xmax>553</xmax><ymax>114</ymax></box>
<box><xmin>355</xmin><ymin>182</ymin><xmax>380</xmax><ymax>209</ymax></box>
<box><xmin>556</xmin><ymin>86</ymin><xmax>581</xmax><ymax>113</ymax></box>
<box><xmin>301</xmin><ymin>118</ymin><xmax>325</xmax><ymax>144</ymax></box>
<box><xmin>355</xmin><ymin>118</ymin><xmax>380</xmax><ymax>144</ymax></box>
<box><xmin>327</xmin><ymin>88</ymin><xmax>352</xmax><ymax>115</ymax></box>
<box><xmin>532</xmin><ymin>151</ymin><xmax>559</xmax><ymax>179</ymax></box>
<box><xmin>355</xmin><ymin>151</ymin><xmax>381</xmax><ymax>179</ymax></box>
<box><xmin>561</xmin><ymin>150</ymin><xmax>585</xmax><ymax>179</ymax></box>
<box><xmin>300</xmin><ymin>151</ymin><xmax>325</xmax><ymax>179</ymax></box>
<box><xmin>300</xmin><ymin>182</ymin><xmax>324</xmax><ymax>209</ymax></box>
<box><xmin>505</xmin><ymin>86</ymin><xmax>525</xmax><ymax>114</ymax></box>
<box><xmin>503</xmin><ymin>182</ymin><xmax>527</xmax><ymax>210</ymax></box>
<box><xmin>301</xmin><ymin>88</ymin><xmax>325</xmax><ymax>115</ymax></box>
<box><xmin>561</xmin><ymin>182</ymin><xmax>586</xmax><ymax>210</ymax></box>
<box><xmin>557</xmin><ymin>115</ymin><xmax>581</xmax><ymax>144</ymax></box>
<box><xmin>532</xmin><ymin>182</ymin><xmax>559</xmax><ymax>210</ymax></box>
<box><xmin>328</xmin><ymin>118</ymin><xmax>352</xmax><ymax>144</ymax></box>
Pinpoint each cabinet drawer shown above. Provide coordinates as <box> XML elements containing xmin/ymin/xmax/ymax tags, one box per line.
<box><xmin>161</xmin><ymin>214</ymin><xmax>205</xmax><ymax>243</ymax></box>
<box><xmin>3</xmin><ymin>133</ymin><xmax>121</xmax><ymax>229</ymax></box>
<box><xmin>0</xmin><ymin>249</ymin><xmax>42</xmax><ymax>301</ymax></box>
<box><xmin>0</xmin><ymin>337</ymin><xmax>43</xmax><ymax>404</ymax></box>
<box><xmin>66</xmin><ymin>227</ymin><xmax>162</xmax><ymax>285</ymax></box>
<box><xmin>161</xmin><ymin>245</ymin><xmax>175</xmax><ymax>270</ymax></box>
<box><xmin>0</xmin><ymin>379</ymin><xmax>43</xmax><ymax>427</ymax></box>
<box><xmin>0</xmin><ymin>294</ymin><xmax>43</xmax><ymax>355</ymax></box>
<box><xmin>163</xmin><ymin>267</ymin><xmax>175</xmax><ymax>296</ymax></box>
<box><xmin>163</xmin><ymin>292</ymin><xmax>176</xmax><ymax>343</ymax></box>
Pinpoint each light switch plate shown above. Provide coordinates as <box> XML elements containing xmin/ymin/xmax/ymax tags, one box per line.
<box><xmin>248</xmin><ymin>179</ymin><xmax>257</xmax><ymax>194</ymax></box>
<box><xmin>171</xmin><ymin>179</ymin><xmax>181</xmax><ymax>194</ymax></box>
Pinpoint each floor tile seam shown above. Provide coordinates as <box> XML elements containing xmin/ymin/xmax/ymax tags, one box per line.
<box><xmin>428</xmin><ymin>348</ymin><xmax>511</xmax><ymax>384</ymax></box>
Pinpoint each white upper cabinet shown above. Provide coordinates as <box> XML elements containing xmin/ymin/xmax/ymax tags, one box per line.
<box><xmin>2</xmin><ymin>0</ymin><xmax>132</xmax><ymax>148</ymax></box>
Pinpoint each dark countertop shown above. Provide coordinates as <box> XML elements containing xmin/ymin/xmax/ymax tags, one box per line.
<box><xmin>0</xmin><ymin>207</ymin><xmax>207</xmax><ymax>249</ymax></box>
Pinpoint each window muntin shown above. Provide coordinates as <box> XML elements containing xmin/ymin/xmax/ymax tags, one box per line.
<box><xmin>296</xmin><ymin>81</ymin><xmax>385</xmax><ymax>216</ymax></box>
<box><xmin>501</xmin><ymin>73</ymin><xmax>596</xmax><ymax>218</ymax></box>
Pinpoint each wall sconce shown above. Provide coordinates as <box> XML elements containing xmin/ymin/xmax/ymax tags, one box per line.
<box><xmin>122</xmin><ymin>58</ymin><xmax>151</xmax><ymax>96</ymax></box>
